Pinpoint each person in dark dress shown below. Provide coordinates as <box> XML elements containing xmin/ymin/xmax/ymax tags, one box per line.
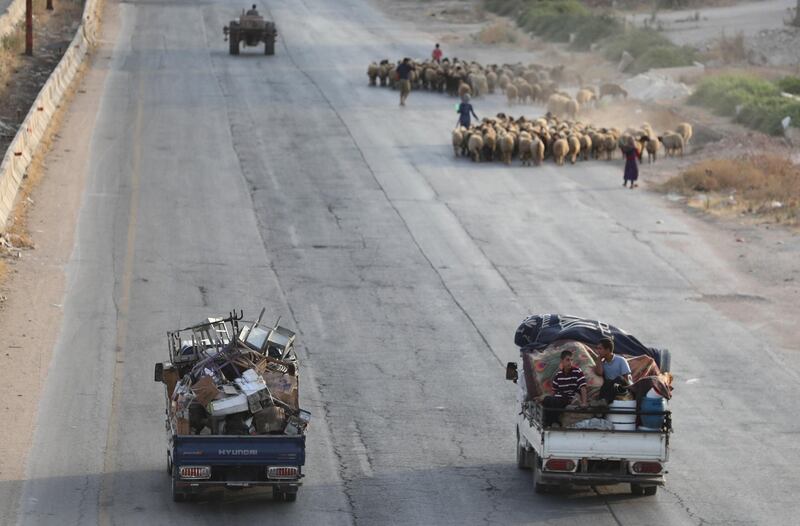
<box><xmin>456</xmin><ymin>94</ymin><xmax>478</xmax><ymax>128</ymax></box>
<box><xmin>621</xmin><ymin>136</ymin><xmax>642</xmax><ymax>188</ymax></box>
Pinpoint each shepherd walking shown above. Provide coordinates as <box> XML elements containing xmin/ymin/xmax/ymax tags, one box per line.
<box><xmin>621</xmin><ymin>136</ymin><xmax>641</xmax><ymax>189</ymax></box>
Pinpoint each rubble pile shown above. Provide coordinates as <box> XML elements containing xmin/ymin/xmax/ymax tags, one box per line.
<box><xmin>159</xmin><ymin>310</ymin><xmax>310</xmax><ymax>436</ymax></box>
<box><xmin>748</xmin><ymin>27</ymin><xmax>800</xmax><ymax>67</ymax></box>
<box><xmin>622</xmin><ymin>73</ymin><xmax>692</xmax><ymax>102</ymax></box>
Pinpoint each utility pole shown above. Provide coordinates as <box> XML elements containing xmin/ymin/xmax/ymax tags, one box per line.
<box><xmin>25</xmin><ymin>0</ymin><xmax>32</xmax><ymax>56</ymax></box>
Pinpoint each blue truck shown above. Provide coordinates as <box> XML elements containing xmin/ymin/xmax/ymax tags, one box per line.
<box><xmin>155</xmin><ymin>310</ymin><xmax>309</xmax><ymax>502</ymax></box>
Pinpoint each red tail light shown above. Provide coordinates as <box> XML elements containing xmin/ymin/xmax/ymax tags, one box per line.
<box><xmin>631</xmin><ymin>462</ymin><xmax>662</xmax><ymax>474</ymax></box>
<box><xmin>179</xmin><ymin>466</ymin><xmax>211</xmax><ymax>479</ymax></box>
<box><xmin>544</xmin><ymin>459</ymin><xmax>576</xmax><ymax>472</ymax></box>
<box><xmin>267</xmin><ymin>466</ymin><xmax>299</xmax><ymax>479</ymax></box>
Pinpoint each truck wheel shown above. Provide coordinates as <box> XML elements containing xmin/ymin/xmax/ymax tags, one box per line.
<box><xmin>171</xmin><ymin>475</ymin><xmax>186</xmax><ymax>502</ymax></box>
<box><xmin>264</xmin><ymin>39</ymin><xmax>275</xmax><ymax>56</ymax></box>
<box><xmin>531</xmin><ymin>452</ymin><xmax>547</xmax><ymax>494</ymax></box>
<box><xmin>643</xmin><ymin>486</ymin><xmax>658</xmax><ymax>496</ymax></box>
<box><xmin>630</xmin><ymin>483</ymin><xmax>645</xmax><ymax>496</ymax></box>
<box><xmin>166</xmin><ymin>451</ymin><xmax>172</xmax><ymax>475</ymax></box>
<box><xmin>516</xmin><ymin>426</ymin><xmax>530</xmax><ymax>470</ymax></box>
<box><xmin>229</xmin><ymin>33</ymin><xmax>240</xmax><ymax>55</ymax></box>
<box><xmin>273</xmin><ymin>488</ymin><xmax>297</xmax><ymax>502</ymax></box>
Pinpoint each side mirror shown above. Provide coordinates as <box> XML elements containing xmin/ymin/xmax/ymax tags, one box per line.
<box><xmin>154</xmin><ymin>362</ymin><xmax>164</xmax><ymax>383</ymax></box>
<box><xmin>505</xmin><ymin>362</ymin><xmax>518</xmax><ymax>383</ymax></box>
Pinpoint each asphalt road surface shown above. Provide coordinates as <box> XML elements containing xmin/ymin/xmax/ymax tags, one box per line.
<box><xmin>3</xmin><ymin>0</ymin><xmax>799</xmax><ymax>524</ymax></box>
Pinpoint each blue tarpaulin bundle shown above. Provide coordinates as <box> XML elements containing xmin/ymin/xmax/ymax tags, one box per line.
<box><xmin>514</xmin><ymin>314</ymin><xmax>670</xmax><ymax>372</ymax></box>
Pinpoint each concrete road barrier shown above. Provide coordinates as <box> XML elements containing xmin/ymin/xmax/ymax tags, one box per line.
<box><xmin>0</xmin><ymin>0</ymin><xmax>102</xmax><ymax>232</ymax></box>
<box><xmin>0</xmin><ymin>0</ymin><xmax>25</xmax><ymax>41</ymax></box>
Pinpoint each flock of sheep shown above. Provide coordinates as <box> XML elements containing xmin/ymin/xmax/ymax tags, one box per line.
<box><xmin>452</xmin><ymin>114</ymin><xmax>692</xmax><ymax>166</ymax></box>
<box><xmin>366</xmin><ymin>57</ymin><xmax>629</xmax><ymax>114</ymax></box>
<box><xmin>365</xmin><ymin>57</ymin><xmax>692</xmax><ymax>166</ymax></box>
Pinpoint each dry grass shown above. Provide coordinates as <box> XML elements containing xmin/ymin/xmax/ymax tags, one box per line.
<box><xmin>659</xmin><ymin>156</ymin><xmax>800</xmax><ymax>224</ymax></box>
<box><xmin>708</xmin><ymin>31</ymin><xmax>748</xmax><ymax>64</ymax></box>
<box><xmin>475</xmin><ymin>20</ymin><xmax>519</xmax><ymax>45</ymax></box>
<box><xmin>0</xmin><ymin>30</ymin><xmax>24</xmax><ymax>95</ymax></box>
<box><xmin>1</xmin><ymin>0</ymin><xmax>89</xmax><ymax>256</ymax></box>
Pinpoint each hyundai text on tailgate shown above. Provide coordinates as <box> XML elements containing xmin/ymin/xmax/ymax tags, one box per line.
<box><xmin>154</xmin><ymin>309</ymin><xmax>311</xmax><ymax>502</ymax></box>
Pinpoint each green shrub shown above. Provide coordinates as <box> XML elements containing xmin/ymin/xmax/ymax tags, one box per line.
<box><xmin>736</xmin><ymin>97</ymin><xmax>800</xmax><ymax>135</ymax></box>
<box><xmin>776</xmin><ymin>76</ymin><xmax>800</xmax><ymax>95</ymax></box>
<box><xmin>629</xmin><ymin>45</ymin><xmax>696</xmax><ymax>73</ymax></box>
<box><xmin>690</xmin><ymin>75</ymin><xmax>799</xmax><ymax>135</ymax></box>
<box><xmin>483</xmin><ymin>0</ymin><xmax>524</xmax><ymax>16</ymax></box>
<box><xmin>689</xmin><ymin>75</ymin><xmax>779</xmax><ymax>114</ymax></box>
<box><xmin>602</xmin><ymin>29</ymin><xmax>673</xmax><ymax>62</ymax></box>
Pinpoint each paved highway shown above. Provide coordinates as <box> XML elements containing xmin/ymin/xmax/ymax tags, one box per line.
<box><xmin>4</xmin><ymin>0</ymin><xmax>799</xmax><ymax>524</ymax></box>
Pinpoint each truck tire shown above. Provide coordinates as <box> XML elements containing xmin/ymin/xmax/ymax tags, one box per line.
<box><xmin>630</xmin><ymin>483</ymin><xmax>644</xmax><ymax>496</ymax></box>
<box><xmin>531</xmin><ymin>451</ymin><xmax>548</xmax><ymax>494</ymax></box>
<box><xmin>166</xmin><ymin>451</ymin><xmax>172</xmax><ymax>475</ymax></box>
<box><xmin>643</xmin><ymin>485</ymin><xmax>658</xmax><ymax>496</ymax></box>
<box><xmin>264</xmin><ymin>38</ymin><xmax>275</xmax><ymax>55</ymax></box>
<box><xmin>273</xmin><ymin>488</ymin><xmax>298</xmax><ymax>502</ymax></box>
<box><xmin>171</xmin><ymin>474</ymin><xmax>186</xmax><ymax>502</ymax></box>
<box><xmin>229</xmin><ymin>33</ymin><xmax>240</xmax><ymax>55</ymax></box>
<box><xmin>516</xmin><ymin>426</ymin><xmax>530</xmax><ymax>470</ymax></box>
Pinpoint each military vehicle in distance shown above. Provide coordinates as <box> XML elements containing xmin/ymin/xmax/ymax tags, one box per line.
<box><xmin>224</xmin><ymin>5</ymin><xmax>277</xmax><ymax>56</ymax></box>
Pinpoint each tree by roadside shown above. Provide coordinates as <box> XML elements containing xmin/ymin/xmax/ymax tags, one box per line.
<box><xmin>794</xmin><ymin>0</ymin><xmax>800</xmax><ymax>27</ymax></box>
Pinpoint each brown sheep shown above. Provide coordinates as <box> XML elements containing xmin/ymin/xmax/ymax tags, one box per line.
<box><xmin>644</xmin><ymin>137</ymin><xmax>658</xmax><ymax>163</ymax></box>
<box><xmin>367</xmin><ymin>62</ymin><xmax>380</xmax><ymax>86</ymax></box>
<box><xmin>659</xmin><ymin>133</ymin><xmax>684</xmax><ymax>157</ymax></box>
<box><xmin>531</xmin><ymin>136</ymin><xmax>545</xmax><ymax>165</ymax></box>
<box><xmin>506</xmin><ymin>84</ymin><xmax>519</xmax><ymax>105</ymax></box>
<box><xmin>552</xmin><ymin>138</ymin><xmax>569</xmax><ymax>166</ymax></box>
<box><xmin>576</xmin><ymin>88</ymin><xmax>595</xmax><ymax>107</ymax></box>
<box><xmin>499</xmin><ymin>132</ymin><xmax>515</xmax><ymax>165</ymax></box>
<box><xmin>452</xmin><ymin>128</ymin><xmax>464</xmax><ymax>157</ymax></box>
<box><xmin>518</xmin><ymin>132</ymin><xmax>533</xmax><ymax>166</ymax></box>
<box><xmin>517</xmin><ymin>82</ymin><xmax>532</xmax><ymax>104</ymax></box>
<box><xmin>675</xmin><ymin>122</ymin><xmax>693</xmax><ymax>145</ymax></box>
<box><xmin>599</xmin><ymin>83</ymin><xmax>628</xmax><ymax>100</ymax></box>
<box><xmin>601</xmin><ymin>134</ymin><xmax>617</xmax><ymax>160</ymax></box>
<box><xmin>458</xmin><ymin>82</ymin><xmax>472</xmax><ymax>99</ymax></box>
<box><xmin>468</xmin><ymin>132</ymin><xmax>484</xmax><ymax>162</ymax></box>
<box><xmin>566</xmin><ymin>99</ymin><xmax>579</xmax><ymax>120</ymax></box>
<box><xmin>567</xmin><ymin>135</ymin><xmax>581</xmax><ymax>164</ymax></box>
<box><xmin>498</xmin><ymin>73</ymin><xmax>510</xmax><ymax>92</ymax></box>
<box><xmin>546</xmin><ymin>93</ymin><xmax>570</xmax><ymax>117</ymax></box>
<box><xmin>483</xmin><ymin>126</ymin><xmax>497</xmax><ymax>162</ymax></box>
<box><xmin>579</xmin><ymin>134</ymin><xmax>593</xmax><ymax>161</ymax></box>
<box><xmin>486</xmin><ymin>70</ymin><xmax>498</xmax><ymax>94</ymax></box>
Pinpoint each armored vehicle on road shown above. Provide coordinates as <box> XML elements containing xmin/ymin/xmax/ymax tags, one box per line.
<box><xmin>224</xmin><ymin>5</ymin><xmax>277</xmax><ymax>56</ymax></box>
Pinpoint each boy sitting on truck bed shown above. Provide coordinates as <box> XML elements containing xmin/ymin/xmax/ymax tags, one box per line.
<box><xmin>542</xmin><ymin>350</ymin><xmax>588</xmax><ymax>427</ymax></box>
<box><xmin>590</xmin><ymin>337</ymin><xmax>633</xmax><ymax>404</ymax></box>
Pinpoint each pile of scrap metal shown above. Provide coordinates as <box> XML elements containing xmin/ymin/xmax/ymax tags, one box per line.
<box><xmin>156</xmin><ymin>309</ymin><xmax>310</xmax><ymax>436</ymax></box>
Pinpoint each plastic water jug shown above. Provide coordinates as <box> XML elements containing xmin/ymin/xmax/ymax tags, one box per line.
<box><xmin>640</xmin><ymin>396</ymin><xmax>667</xmax><ymax>429</ymax></box>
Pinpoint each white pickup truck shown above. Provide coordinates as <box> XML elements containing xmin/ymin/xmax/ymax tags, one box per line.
<box><xmin>506</xmin><ymin>363</ymin><xmax>672</xmax><ymax>495</ymax></box>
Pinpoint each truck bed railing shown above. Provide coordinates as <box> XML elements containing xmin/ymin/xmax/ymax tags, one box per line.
<box><xmin>523</xmin><ymin>401</ymin><xmax>672</xmax><ymax>432</ymax></box>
